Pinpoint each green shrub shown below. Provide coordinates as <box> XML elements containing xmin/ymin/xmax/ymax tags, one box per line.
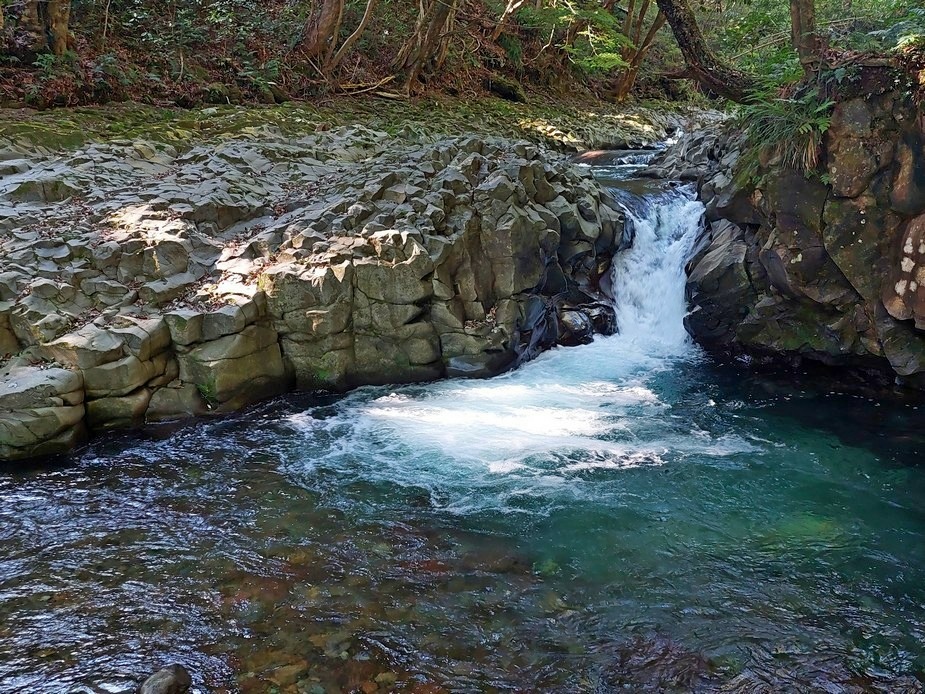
<box><xmin>737</xmin><ymin>89</ymin><xmax>835</xmax><ymax>179</ymax></box>
<box><xmin>516</xmin><ymin>2</ymin><xmax>628</xmax><ymax>75</ymax></box>
<box><xmin>498</xmin><ymin>34</ymin><xmax>524</xmax><ymax>67</ymax></box>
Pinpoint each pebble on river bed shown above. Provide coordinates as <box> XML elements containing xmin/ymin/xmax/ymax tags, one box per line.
<box><xmin>139</xmin><ymin>664</ymin><xmax>192</xmax><ymax>694</ymax></box>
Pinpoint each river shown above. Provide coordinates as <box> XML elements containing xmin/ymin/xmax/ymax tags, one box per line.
<box><xmin>1</xmin><ymin>161</ymin><xmax>923</xmax><ymax>693</ymax></box>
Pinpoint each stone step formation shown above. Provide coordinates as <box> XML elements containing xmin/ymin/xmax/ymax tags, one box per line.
<box><xmin>0</xmin><ymin>127</ymin><xmax>633</xmax><ymax>461</ymax></box>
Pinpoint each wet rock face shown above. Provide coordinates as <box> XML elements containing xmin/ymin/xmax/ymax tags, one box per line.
<box><xmin>0</xmin><ymin>128</ymin><xmax>625</xmax><ymax>460</ymax></box>
<box><xmin>669</xmin><ymin>77</ymin><xmax>925</xmax><ymax>387</ymax></box>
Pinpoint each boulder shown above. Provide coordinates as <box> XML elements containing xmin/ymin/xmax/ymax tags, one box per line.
<box><xmin>0</xmin><ymin>305</ymin><xmax>18</xmax><ymax>356</ymax></box>
<box><xmin>164</xmin><ymin>309</ymin><xmax>205</xmax><ymax>346</ymax></box>
<box><xmin>42</xmin><ymin>324</ymin><xmax>125</xmax><ymax>369</ymax></box>
<box><xmin>109</xmin><ymin>316</ymin><xmax>171</xmax><ymax>361</ymax></box>
<box><xmin>177</xmin><ymin>325</ymin><xmax>288</xmax><ymax>407</ymax></box>
<box><xmin>146</xmin><ymin>383</ymin><xmax>209</xmax><ymax>420</ymax></box>
<box><xmin>557</xmin><ymin>309</ymin><xmax>594</xmax><ymax>346</ymax></box>
<box><xmin>83</xmin><ymin>354</ymin><xmax>164</xmax><ymax>398</ymax></box>
<box><xmin>139</xmin><ymin>664</ymin><xmax>192</xmax><ymax>694</ymax></box>
<box><xmin>0</xmin><ymin>366</ymin><xmax>86</xmax><ymax>460</ymax></box>
<box><xmin>86</xmin><ymin>388</ymin><xmax>152</xmax><ymax>429</ymax></box>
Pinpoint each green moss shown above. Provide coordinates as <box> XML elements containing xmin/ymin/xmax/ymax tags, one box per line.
<box><xmin>195</xmin><ymin>377</ymin><xmax>219</xmax><ymax>407</ymax></box>
<box><xmin>0</xmin><ymin>95</ymin><xmax>677</xmax><ymax>154</ymax></box>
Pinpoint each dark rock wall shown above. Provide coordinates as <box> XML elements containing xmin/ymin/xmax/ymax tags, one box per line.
<box><xmin>667</xmin><ymin>77</ymin><xmax>925</xmax><ymax>388</ymax></box>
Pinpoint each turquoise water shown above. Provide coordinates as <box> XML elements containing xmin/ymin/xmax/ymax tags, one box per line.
<box><xmin>1</xmin><ymin>362</ymin><xmax>922</xmax><ymax>693</ymax></box>
<box><xmin>0</xmin><ymin>183</ymin><xmax>923</xmax><ymax>693</ymax></box>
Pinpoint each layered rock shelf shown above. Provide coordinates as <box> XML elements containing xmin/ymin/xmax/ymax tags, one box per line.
<box><xmin>0</xmin><ymin>127</ymin><xmax>630</xmax><ymax>461</ymax></box>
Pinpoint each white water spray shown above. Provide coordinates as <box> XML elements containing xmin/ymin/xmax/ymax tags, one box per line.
<box><xmin>609</xmin><ymin>187</ymin><xmax>704</xmax><ymax>354</ymax></box>
<box><xmin>285</xmin><ymin>182</ymin><xmax>753</xmax><ymax>512</ymax></box>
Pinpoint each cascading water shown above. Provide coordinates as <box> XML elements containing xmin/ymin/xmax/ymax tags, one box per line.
<box><xmin>279</xmin><ymin>181</ymin><xmax>754</xmax><ymax>515</ymax></box>
<box><xmin>606</xmin><ymin>184</ymin><xmax>703</xmax><ymax>353</ymax></box>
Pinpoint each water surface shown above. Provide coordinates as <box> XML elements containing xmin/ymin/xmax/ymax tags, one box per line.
<box><xmin>0</xmin><ymin>178</ymin><xmax>923</xmax><ymax>693</ymax></box>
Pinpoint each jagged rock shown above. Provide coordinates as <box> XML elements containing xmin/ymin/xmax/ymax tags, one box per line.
<box><xmin>0</xmin><ymin>129</ymin><xmax>630</xmax><ymax>460</ymax></box>
<box><xmin>142</xmin><ymin>239</ymin><xmax>192</xmax><ymax>277</ymax></box>
<box><xmin>684</xmin><ymin>221</ymin><xmax>757</xmax><ymax>343</ymax></box>
<box><xmin>83</xmin><ymin>353</ymin><xmax>168</xmax><ymax>398</ymax></box>
<box><xmin>680</xmin><ymin>72</ymin><xmax>925</xmax><ymax>386</ymax></box>
<box><xmin>9</xmin><ymin>176</ymin><xmax>81</xmax><ymax>203</ymax></box>
<box><xmin>890</xmin><ymin>128</ymin><xmax>925</xmax><ymax>216</ymax></box>
<box><xmin>583</xmin><ymin>302</ymin><xmax>617</xmax><ymax>335</ymax></box>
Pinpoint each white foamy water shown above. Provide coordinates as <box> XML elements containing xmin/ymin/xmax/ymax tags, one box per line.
<box><xmin>284</xmin><ymin>183</ymin><xmax>757</xmax><ymax>512</ymax></box>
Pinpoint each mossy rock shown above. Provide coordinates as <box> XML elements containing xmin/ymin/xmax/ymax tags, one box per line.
<box><xmin>0</xmin><ymin>95</ymin><xmax>679</xmax><ymax>155</ymax></box>
<box><xmin>484</xmin><ymin>75</ymin><xmax>526</xmax><ymax>103</ymax></box>
<box><xmin>202</xmin><ymin>82</ymin><xmax>244</xmax><ymax>105</ymax></box>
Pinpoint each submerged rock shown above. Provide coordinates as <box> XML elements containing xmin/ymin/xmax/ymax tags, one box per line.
<box><xmin>139</xmin><ymin>664</ymin><xmax>192</xmax><ymax>694</ymax></box>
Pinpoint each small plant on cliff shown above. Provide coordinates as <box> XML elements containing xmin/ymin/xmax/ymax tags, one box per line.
<box><xmin>196</xmin><ymin>379</ymin><xmax>219</xmax><ymax>408</ymax></box>
<box><xmin>736</xmin><ymin>87</ymin><xmax>835</xmax><ymax>181</ymax></box>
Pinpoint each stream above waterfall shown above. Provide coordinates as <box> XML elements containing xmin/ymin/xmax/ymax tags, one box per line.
<box><xmin>1</xmin><ymin>161</ymin><xmax>923</xmax><ymax>693</ymax></box>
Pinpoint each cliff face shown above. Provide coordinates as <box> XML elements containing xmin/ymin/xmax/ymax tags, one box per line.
<box><xmin>672</xmin><ymin>74</ymin><xmax>925</xmax><ymax>388</ymax></box>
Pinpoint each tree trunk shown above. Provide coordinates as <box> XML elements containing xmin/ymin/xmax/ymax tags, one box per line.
<box><xmin>613</xmin><ymin>9</ymin><xmax>666</xmax><ymax>101</ymax></box>
<box><xmin>304</xmin><ymin>0</ymin><xmax>345</xmax><ymax>64</ymax></box>
<box><xmin>654</xmin><ymin>0</ymin><xmax>756</xmax><ymax>102</ymax></box>
<box><xmin>395</xmin><ymin>0</ymin><xmax>458</xmax><ymax>92</ymax></box>
<box><xmin>19</xmin><ymin>0</ymin><xmax>48</xmax><ymax>52</ymax></box>
<box><xmin>46</xmin><ymin>0</ymin><xmax>71</xmax><ymax>55</ymax></box>
<box><xmin>790</xmin><ymin>0</ymin><xmax>824</xmax><ymax>76</ymax></box>
<box><xmin>491</xmin><ymin>0</ymin><xmax>527</xmax><ymax>41</ymax></box>
<box><xmin>328</xmin><ymin>0</ymin><xmax>380</xmax><ymax>72</ymax></box>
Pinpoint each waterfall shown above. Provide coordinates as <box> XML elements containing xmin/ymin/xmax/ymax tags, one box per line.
<box><xmin>607</xmin><ymin>184</ymin><xmax>704</xmax><ymax>358</ymax></box>
<box><xmin>283</xmin><ymin>177</ymin><xmax>737</xmax><ymax>514</ymax></box>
